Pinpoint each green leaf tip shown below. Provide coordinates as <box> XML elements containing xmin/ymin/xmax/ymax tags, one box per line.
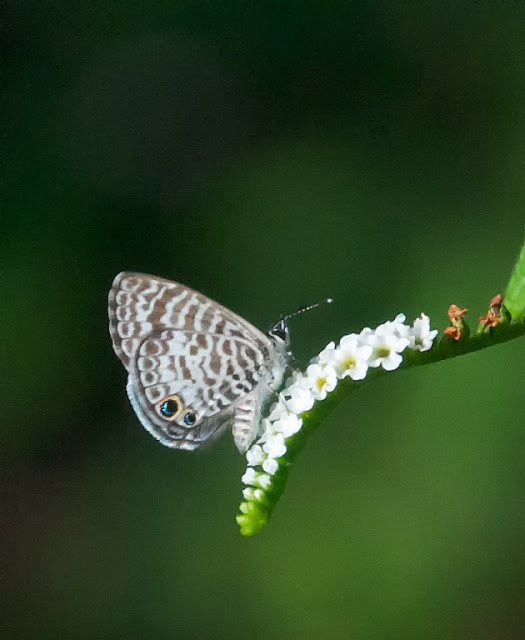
<box><xmin>504</xmin><ymin>240</ymin><xmax>525</xmax><ymax>321</ymax></box>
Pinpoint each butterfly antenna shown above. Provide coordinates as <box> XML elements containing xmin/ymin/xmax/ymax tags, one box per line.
<box><xmin>283</xmin><ymin>297</ymin><xmax>333</xmax><ymax>322</ymax></box>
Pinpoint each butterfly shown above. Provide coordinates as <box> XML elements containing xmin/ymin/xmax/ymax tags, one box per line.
<box><xmin>108</xmin><ymin>272</ymin><xmax>290</xmax><ymax>452</ymax></box>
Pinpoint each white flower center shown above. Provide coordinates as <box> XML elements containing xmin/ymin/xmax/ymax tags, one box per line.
<box><xmin>342</xmin><ymin>355</ymin><xmax>357</xmax><ymax>369</ymax></box>
<box><xmin>315</xmin><ymin>376</ymin><xmax>327</xmax><ymax>391</ymax></box>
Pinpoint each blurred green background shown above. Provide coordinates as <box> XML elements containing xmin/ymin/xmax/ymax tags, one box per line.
<box><xmin>3</xmin><ymin>2</ymin><xmax>524</xmax><ymax>638</ymax></box>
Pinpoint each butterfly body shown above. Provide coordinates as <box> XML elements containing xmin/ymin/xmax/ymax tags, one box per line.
<box><xmin>108</xmin><ymin>272</ymin><xmax>288</xmax><ymax>452</ymax></box>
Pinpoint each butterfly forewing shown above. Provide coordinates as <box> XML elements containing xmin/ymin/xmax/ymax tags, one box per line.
<box><xmin>108</xmin><ymin>272</ymin><xmax>285</xmax><ymax>452</ymax></box>
<box><xmin>109</xmin><ymin>272</ymin><xmax>270</xmax><ymax>367</ymax></box>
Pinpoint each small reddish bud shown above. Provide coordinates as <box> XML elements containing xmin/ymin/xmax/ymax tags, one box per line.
<box><xmin>479</xmin><ymin>309</ymin><xmax>499</xmax><ymax>328</ymax></box>
<box><xmin>447</xmin><ymin>305</ymin><xmax>468</xmax><ymax>323</ymax></box>
<box><xmin>478</xmin><ymin>293</ymin><xmax>505</xmax><ymax>331</ymax></box>
<box><xmin>444</xmin><ymin>326</ymin><xmax>461</xmax><ymax>341</ymax></box>
<box><xmin>489</xmin><ymin>294</ymin><xmax>503</xmax><ymax>309</ymax></box>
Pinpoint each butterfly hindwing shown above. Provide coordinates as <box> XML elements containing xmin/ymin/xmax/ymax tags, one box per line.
<box><xmin>126</xmin><ymin>378</ymin><xmax>232</xmax><ymax>451</ymax></box>
<box><xmin>128</xmin><ymin>329</ymin><xmax>266</xmax><ymax>450</ymax></box>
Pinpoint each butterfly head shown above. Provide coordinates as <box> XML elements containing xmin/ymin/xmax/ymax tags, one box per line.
<box><xmin>269</xmin><ymin>317</ymin><xmax>290</xmax><ymax>352</ymax></box>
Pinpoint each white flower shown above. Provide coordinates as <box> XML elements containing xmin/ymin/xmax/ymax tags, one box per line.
<box><xmin>246</xmin><ymin>445</ymin><xmax>265</xmax><ymax>467</ymax></box>
<box><xmin>364</xmin><ymin>328</ymin><xmax>409</xmax><ymax>371</ymax></box>
<box><xmin>256</xmin><ymin>419</ymin><xmax>274</xmax><ymax>443</ymax></box>
<box><xmin>244</xmin><ymin>433</ymin><xmax>287</xmax><ymax>477</ymax></box>
<box><xmin>391</xmin><ymin>313</ymin><xmax>408</xmax><ymax>333</ymax></box>
<box><xmin>284</xmin><ymin>385</ymin><xmax>315</xmax><ymax>414</ymax></box>
<box><xmin>318</xmin><ymin>341</ymin><xmax>336</xmax><ymax>366</ymax></box>
<box><xmin>263</xmin><ymin>432</ymin><xmax>287</xmax><ymax>459</ymax></box>
<box><xmin>241</xmin><ymin>468</ymin><xmax>258</xmax><ymax>486</ymax></box>
<box><xmin>321</xmin><ymin>334</ymin><xmax>373</xmax><ymax>381</ymax></box>
<box><xmin>284</xmin><ymin>370</ymin><xmax>307</xmax><ymax>389</ymax></box>
<box><xmin>262</xmin><ymin>458</ymin><xmax>279</xmax><ymax>474</ymax></box>
<box><xmin>407</xmin><ymin>313</ymin><xmax>438</xmax><ymax>352</ymax></box>
<box><xmin>267</xmin><ymin>398</ymin><xmax>289</xmax><ymax>422</ymax></box>
<box><xmin>257</xmin><ymin>474</ymin><xmax>272</xmax><ymax>489</ymax></box>
<box><xmin>242</xmin><ymin>487</ymin><xmax>264</xmax><ymax>501</ymax></box>
<box><xmin>300</xmin><ymin>363</ymin><xmax>338</xmax><ymax>400</ymax></box>
<box><xmin>374</xmin><ymin>313</ymin><xmax>410</xmax><ymax>339</ymax></box>
<box><xmin>273</xmin><ymin>412</ymin><xmax>302</xmax><ymax>438</ymax></box>
<box><xmin>292</xmin><ymin>372</ymin><xmax>313</xmax><ymax>390</ymax></box>
<box><xmin>241</xmin><ymin>468</ymin><xmax>271</xmax><ymax>489</ymax></box>
<box><xmin>359</xmin><ymin>327</ymin><xmax>373</xmax><ymax>339</ymax></box>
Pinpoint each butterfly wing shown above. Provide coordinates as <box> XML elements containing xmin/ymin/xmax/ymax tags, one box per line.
<box><xmin>108</xmin><ymin>272</ymin><xmax>272</xmax><ymax>367</ymax></box>
<box><xmin>108</xmin><ymin>272</ymin><xmax>277</xmax><ymax>451</ymax></box>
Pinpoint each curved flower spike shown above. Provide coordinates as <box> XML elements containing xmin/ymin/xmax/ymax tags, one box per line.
<box><xmin>237</xmin><ymin>313</ymin><xmax>439</xmax><ymax>536</ymax></box>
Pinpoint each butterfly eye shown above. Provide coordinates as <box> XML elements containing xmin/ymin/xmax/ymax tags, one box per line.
<box><xmin>157</xmin><ymin>396</ymin><xmax>182</xmax><ymax>421</ymax></box>
<box><xmin>183</xmin><ymin>412</ymin><xmax>196</xmax><ymax>426</ymax></box>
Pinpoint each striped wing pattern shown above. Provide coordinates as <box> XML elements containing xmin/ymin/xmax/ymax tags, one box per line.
<box><xmin>108</xmin><ymin>272</ymin><xmax>281</xmax><ymax>452</ymax></box>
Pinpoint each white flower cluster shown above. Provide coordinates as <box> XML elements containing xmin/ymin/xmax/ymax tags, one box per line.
<box><xmin>240</xmin><ymin>313</ymin><xmax>438</xmax><ymax>500</ymax></box>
